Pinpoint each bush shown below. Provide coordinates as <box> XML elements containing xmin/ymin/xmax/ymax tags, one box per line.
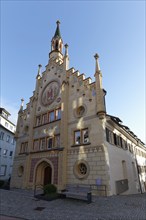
<box><xmin>0</xmin><ymin>180</ymin><xmax>5</xmax><ymax>187</ymax></box>
<box><xmin>43</xmin><ymin>184</ymin><xmax>57</xmax><ymax>195</ymax></box>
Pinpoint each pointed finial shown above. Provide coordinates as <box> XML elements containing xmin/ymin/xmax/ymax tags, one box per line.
<box><xmin>19</xmin><ymin>98</ymin><xmax>24</xmax><ymax>112</ymax></box>
<box><xmin>36</xmin><ymin>64</ymin><xmax>42</xmax><ymax>79</ymax></box>
<box><xmin>94</xmin><ymin>53</ymin><xmax>100</xmax><ymax>72</ymax></box>
<box><xmin>64</xmin><ymin>43</ymin><xmax>69</xmax><ymax>56</ymax></box>
<box><xmin>53</xmin><ymin>20</ymin><xmax>61</xmax><ymax>38</ymax></box>
<box><xmin>21</xmin><ymin>98</ymin><xmax>24</xmax><ymax>107</ymax></box>
<box><xmin>94</xmin><ymin>53</ymin><xmax>99</xmax><ymax>60</ymax></box>
<box><xmin>56</xmin><ymin>20</ymin><xmax>60</xmax><ymax>25</ymax></box>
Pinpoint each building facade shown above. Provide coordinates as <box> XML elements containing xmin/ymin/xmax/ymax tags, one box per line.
<box><xmin>11</xmin><ymin>21</ymin><xmax>146</xmax><ymax>195</ymax></box>
<box><xmin>0</xmin><ymin>108</ymin><xmax>16</xmax><ymax>181</ymax></box>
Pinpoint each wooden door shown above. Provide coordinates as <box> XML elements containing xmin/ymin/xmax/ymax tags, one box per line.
<box><xmin>44</xmin><ymin>166</ymin><xmax>52</xmax><ymax>186</ymax></box>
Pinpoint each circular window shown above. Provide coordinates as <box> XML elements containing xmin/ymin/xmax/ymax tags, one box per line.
<box><xmin>73</xmin><ymin>160</ymin><xmax>90</xmax><ymax>179</ymax></box>
<box><xmin>78</xmin><ymin>163</ymin><xmax>87</xmax><ymax>175</ymax></box>
<box><xmin>75</xmin><ymin>105</ymin><xmax>86</xmax><ymax>118</ymax></box>
<box><xmin>18</xmin><ymin>166</ymin><xmax>24</xmax><ymax>177</ymax></box>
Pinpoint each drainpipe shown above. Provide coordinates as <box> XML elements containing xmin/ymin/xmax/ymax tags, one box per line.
<box><xmin>135</xmin><ymin>142</ymin><xmax>143</xmax><ymax>194</ymax></box>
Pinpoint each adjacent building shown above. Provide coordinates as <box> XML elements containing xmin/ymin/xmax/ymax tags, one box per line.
<box><xmin>0</xmin><ymin>108</ymin><xmax>16</xmax><ymax>181</ymax></box>
<box><xmin>10</xmin><ymin>21</ymin><xmax>146</xmax><ymax>195</ymax></box>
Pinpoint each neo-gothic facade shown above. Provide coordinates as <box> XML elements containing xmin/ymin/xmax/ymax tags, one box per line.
<box><xmin>11</xmin><ymin>21</ymin><xmax>146</xmax><ymax>196</ymax></box>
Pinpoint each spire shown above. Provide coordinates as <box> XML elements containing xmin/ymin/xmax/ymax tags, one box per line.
<box><xmin>94</xmin><ymin>53</ymin><xmax>106</xmax><ymax>119</ymax></box>
<box><xmin>19</xmin><ymin>98</ymin><xmax>24</xmax><ymax>113</ymax></box>
<box><xmin>94</xmin><ymin>53</ymin><xmax>101</xmax><ymax>73</ymax></box>
<box><xmin>64</xmin><ymin>43</ymin><xmax>69</xmax><ymax>70</ymax></box>
<box><xmin>64</xmin><ymin>43</ymin><xmax>68</xmax><ymax>56</ymax></box>
<box><xmin>49</xmin><ymin>20</ymin><xmax>63</xmax><ymax>61</ymax></box>
<box><xmin>36</xmin><ymin>64</ymin><xmax>42</xmax><ymax>79</ymax></box>
<box><xmin>54</xmin><ymin>20</ymin><xmax>61</xmax><ymax>38</ymax></box>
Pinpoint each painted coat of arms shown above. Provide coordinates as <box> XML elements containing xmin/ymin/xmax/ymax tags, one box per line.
<box><xmin>41</xmin><ymin>81</ymin><xmax>60</xmax><ymax>106</ymax></box>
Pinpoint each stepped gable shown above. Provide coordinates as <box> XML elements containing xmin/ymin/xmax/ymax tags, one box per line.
<box><xmin>66</xmin><ymin>67</ymin><xmax>75</xmax><ymax>77</ymax></box>
<box><xmin>67</xmin><ymin>65</ymin><xmax>96</xmax><ymax>101</ymax></box>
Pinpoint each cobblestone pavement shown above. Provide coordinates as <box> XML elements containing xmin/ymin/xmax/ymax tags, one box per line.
<box><xmin>0</xmin><ymin>189</ymin><xmax>146</xmax><ymax>220</ymax></box>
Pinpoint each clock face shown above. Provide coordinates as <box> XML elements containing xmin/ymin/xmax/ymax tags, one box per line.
<box><xmin>41</xmin><ymin>81</ymin><xmax>60</xmax><ymax>106</ymax></box>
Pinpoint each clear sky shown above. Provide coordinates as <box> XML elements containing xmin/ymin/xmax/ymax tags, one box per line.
<box><xmin>1</xmin><ymin>1</ymin><xmax>145</xmax><ymax>143</ymax></box>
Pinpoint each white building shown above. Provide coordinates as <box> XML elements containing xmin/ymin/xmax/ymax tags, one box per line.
<box><xmin>0</xmin><ymin>108</ymin><xmax>16</xmax><ymax>181</ymax></box>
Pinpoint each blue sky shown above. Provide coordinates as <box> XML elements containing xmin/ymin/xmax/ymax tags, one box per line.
<box><xmin>1</xmin><ymin>1</ymin><xmax>145</xmax><ymax>142</ymax></box>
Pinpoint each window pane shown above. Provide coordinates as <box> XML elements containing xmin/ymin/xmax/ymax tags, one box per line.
<box><xmin>24</xmin><ymin>142</ymin><xmax>28</xmax><ymax>152</ymax></box>
<box><xmin>9</xmin><ymin>151</ymin><xmax>13</xmax><ymax>156</ymax></box>
<box><xmin>82</xmin><ymin>129</ymin><xmax>89</xmax><ymax>143</ymax></box>
<box><xmin>75</xmin><ymin>131</ymin><xmax>81</xmax><ymax>144</ymax></box>
<box><xmin>49</xmin><ymin>111</ymin><xmax>55</xmax><ymax>122</ymax></box>
<box><xmin>0</xmin><ymin>132</ymin><xmax>4</xmax><ymax>140</ymax></box>
<box><xmin>36</xmin><ymin>116</ymin><xmax>41</xmax><ymax>126</ymax></box>
<box><xmin>56</xmin><ymin>108</ymin><xmax>61</xmax><ymax>120</ymax></box>
<box><xmin>20</xmin><ymin>143</ymin><xmax>24</xmax><ymax>153</ymax></box>
<box><xmin>6</xmin><ymin>135</ymin><xmax>10</xmax><ymax>142</ymax></box>
<box><xmin>40</xmin><ymin>138</ymin><xmax>46</xmax><ymax>150</ymax></box>
<box><xmin>47</xmin><ymin>138</ymin><xmax>53</xmax><ymax>149</ymax></box>
<box><xmin>5</xmin><ymin>122</ymin><xmax>8</xmax><ymax>127</ymax></box>
<box><xmin>42</xmin><ymin>113</ymin><xmax>48</xmax><ymax>124</ymax></box>
<box><xmin>11</xmin><ymin>138</ymin><xmax>15</xmax><ymax>145</ymax></box>
<box><xmin>3</xmin><ymin>149</ymin><xmax>8</xmax><ymax>155</ymax></box>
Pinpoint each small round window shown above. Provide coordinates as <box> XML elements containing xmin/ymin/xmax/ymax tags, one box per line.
<box><xmin>73</xmin><ymin>160</ymin><xmax>89</xmax><ymax>179</ymax></box>
<box><xmin>75</xmin><ymin>105</ymin><xmax>86</xmax><ymax>118</ymax></box>
<box><xmin>78</xmin><ymin>163</ymin><xmax>87</xmax><ymax>176</ymax></box>
<box><xmin>18</xmin><ymin>166</ymin><xmax>24</xmax><ymax>177</ymax></box>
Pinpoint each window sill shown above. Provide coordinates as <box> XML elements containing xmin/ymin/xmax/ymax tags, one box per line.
<box><xmin>34</xmin><ymin>119</ymin><xmax>61</xmax><ymax>128</ymax></box>
<box><xmin>19</xmin><ymin>152</ymin><xmax>29</xmax><ymax>155</ymax></box>
<box><xmin>30</xmin><ymin>147</ymin><xmax>64</xmax><ymax>154</ymax></box>
<box><xmin>71</xmin><ymin>142</ymin><xmax>91</xmax><ymax>147</ymax></box>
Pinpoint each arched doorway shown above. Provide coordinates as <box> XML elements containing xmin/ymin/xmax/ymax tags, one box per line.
<box><xmin>34</xmin><ymin>160</ymin><xmax>53</xmax><ymax>186</ymax></box>
<box><xmin>44</xmin><ymin>166</ymin><xmax>52</xmax><ymax>185</ymax></box>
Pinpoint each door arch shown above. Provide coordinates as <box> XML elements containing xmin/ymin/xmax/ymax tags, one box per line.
<box><xmin>34</xmin><ymin>159</ymin><xmax>54</xmax><ymax>187</ymax></box>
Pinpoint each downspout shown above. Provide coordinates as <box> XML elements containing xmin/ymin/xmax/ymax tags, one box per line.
<box><xmin>135</xmin><ymin>142</ymin><xmax>143</xmax><ymax>194</ymax></box>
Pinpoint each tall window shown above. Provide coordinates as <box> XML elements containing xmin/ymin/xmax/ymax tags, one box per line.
<box><xmin>82</xmin><ymin>129</ymin><xmax>89</xmax><ymax>144</ymax></box>
<box><xmin>5</xmin><ymin>122</ymin><xmax>8</xmax><ymax>128</ymax></box>
<box><xmin>42</xmin><ymin>113</ymin><xmax>48</xmax><ymax>124</ymax></box>
<box><xmin>6</xmin><ymin>135</ymin><xmax>10</xmax><ymax>142</ymax></box>
<box><xmin>11</xmin><ymin>138</ymin><xmax>15</xmax><ymax>145</ymax></box>
<box><xmin>56</xmin><ymin>108</ymin><xmax>61</xmax><ymax>120</ymax></box>
<box><xmin>105</xmin><ymin>128</ymin><xmax>113</xmax><ymax>144</ymax></box>
<box><xmin>129</xmin><ymin>144</ymin><xmax>134</xmax><ymax>154</ymax></box>
<box><xmin>74</xmin><ymin>130</ymin><xmax>81</xmax><ymax>145</ymax></box>
<box><xmin>36</xmin><ymin>116</ymin><xmax>41</xmax><ymax>126</ymax></box>
<box><xmin>9</xmin><ymin>151</ymin><xmax>13</xmax><ymax>157</ymax></box>
<box><xmin>0</xmin><ymin>132</ymin><xmax>4</xmax><ymax>140</ymax></box>
<box><xmin>47</xmin><ymin>137</ymin><xmax>53</xmax><ymax>149</ymax></box>
<box><xmin>20</xmin><ymin>142</ymin><xmax>28</xmax><ymax>153</ymax></box>
<box><xmin>40</xmin><ymin>138</ymin><xmax>46</xmax><ymax>150</ymax></box>
<box><xmin>74</xmin><ymin>129</ymin><xmax>89</xmax><ymax>145</ymax></box>
<box><xmin>3</xmin><ymin>149</ymin><xmax>8</xmax><ymax>156</ymax></box>
<box><xmin>49</xmin><ymin>111</ymin><xmax>55</xmax><ymax>122</ymax></box>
